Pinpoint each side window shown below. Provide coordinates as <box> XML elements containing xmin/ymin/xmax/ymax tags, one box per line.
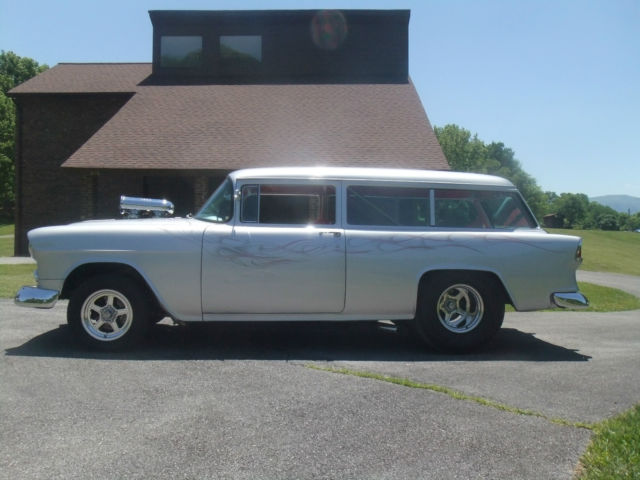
<box><xmin>479</xmin><ymin>192</ymin><xmax>537</xmax><ymax>228</ymax></box>
<box><xmin>347</xmin><ymin>186</ymin><xmax>429</xmax><ymax>226</ymax></box>
<box><xmin>241</xmin><ymin>184</ymin><xmax>336</xmax><ymax>225</ymax></box>
<box><xmin>434</xmin><ymin>189</ymin><xmax>537</xmax><ymax>229</ymax></box>
<box><xmin>434</xmin><ymin>190</ymin><xmax>487</xmax><ymax>228</ymax></box>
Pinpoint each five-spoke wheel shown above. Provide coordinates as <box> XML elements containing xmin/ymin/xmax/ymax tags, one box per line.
<box><xmin>414</xmin><ymin>272</ymin><xmax>504</xmax><ymax>353</ymax></box>
<box><xmin>68</xmin><ymin>275</ymin><xmax>149</xmax><ymax>350</ymax></box>
<box><xmin>436</xmin><ymin>284</ymin><xmax>484</xmax><ymax>334</ymax></box>
<box><xmin>80</xmin><ymin>289</ymin><xmax>134</xmax><ymax>341</ymax></box>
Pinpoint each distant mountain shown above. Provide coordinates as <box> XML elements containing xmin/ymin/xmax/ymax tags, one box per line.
<box><xmin>590</xmin><ymin>195</ymin><xmax>640</xmax><ymax>214</ymax></box>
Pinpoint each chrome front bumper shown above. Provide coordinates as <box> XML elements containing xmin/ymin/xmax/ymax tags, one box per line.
<box><xmin>552</xmin><ymin>292</ymin><xmax>589</xmax><ymax>309</ymax></box>
<box><xmin>15</xmin><ymin>286</ymin><xmax>59</xmax><ymax>309</ymax></box>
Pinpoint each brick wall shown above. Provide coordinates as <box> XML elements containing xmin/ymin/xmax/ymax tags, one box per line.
<box><xmin>14</xmin><ymin>94</ymin><xmax>130</xmax><ymax>254</ymax></box>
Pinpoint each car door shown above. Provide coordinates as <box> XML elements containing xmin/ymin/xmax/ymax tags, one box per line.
<box><xmin>201</xmin><ymin>180</ymin><xmax>345</xmax><ymax>314</ymax></box>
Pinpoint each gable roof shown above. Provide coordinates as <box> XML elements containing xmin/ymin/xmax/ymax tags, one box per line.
<box><xmin>11</xmin><ymin>63</ymin><xmax>448</xmax><ymax>171</ymax></box>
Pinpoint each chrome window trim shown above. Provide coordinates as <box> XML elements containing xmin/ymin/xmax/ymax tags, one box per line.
<box><xmin>429</xmin><ymin>189</ymin><xmax>435</xmax><ymax>226</ymax></box>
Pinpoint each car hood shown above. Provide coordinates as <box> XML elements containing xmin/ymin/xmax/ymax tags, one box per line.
<box><xmin>27</xmin><ymin>217</ymin><xmax>207</xmax><ymax>251</ymax></box>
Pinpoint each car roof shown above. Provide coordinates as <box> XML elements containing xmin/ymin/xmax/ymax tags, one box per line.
<box><xmin>228</xmin><ymin>166</ymin><xmax>516</xmax><ymax>188</ymax></box>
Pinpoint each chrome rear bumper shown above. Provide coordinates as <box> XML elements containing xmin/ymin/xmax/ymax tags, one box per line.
<box><xmin>552</xmin><ymin>292</ymin><xmax>589</xmax><ymax>309</ymax></box>
<box><xmin>15</xmin><ymin>286</ymin><xmax>59</xmax><ymax>309</ymax></box>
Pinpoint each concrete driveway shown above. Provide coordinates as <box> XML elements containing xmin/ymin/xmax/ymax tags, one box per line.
<box><xmin>1</xmin><ymin>274</ymin><xmax>639</xmax><ymax>480</ymax></box>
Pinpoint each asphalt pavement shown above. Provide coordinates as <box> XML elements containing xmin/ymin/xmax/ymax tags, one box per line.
<box><xmin>1</xmin><ymin>271</ymin><xmax>639</xmax><ymax>480</ymax></box>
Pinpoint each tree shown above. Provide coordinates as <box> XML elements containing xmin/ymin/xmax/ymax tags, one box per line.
<box><xmin>582</xmin><ymin>202</ymin><xmax>621</xmax><ymax>230</ymax></box>
<box><xmin>596</xmin><ymin>214</ymin><xmax>619</xmax><ymax>231</ymax></box>
<box><xmin>552</xmin><ymin>193</ymin><xmax>590</xmax><ymax>229</ymax></box>
<box><xmin>621</xmin><ymin>212</ymin><xmax>640</xmax><ymax>231</ymax></box>
<box><xmin>434</xmin><ymin>124</ymin><xmax>495</xmax><ymax>173</ymax></box>
<box><xmin>434</xmin><ymin>124</ymin><xmax>546</xmax><ymax>219</ymax></box>
<box><xmin>0</xmin><ymin>51</ymin><xmax>48</xmax><ymax>219</ymax></box>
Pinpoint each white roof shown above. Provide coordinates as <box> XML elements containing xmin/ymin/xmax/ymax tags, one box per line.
<box><xmin>229</xmin><ymin>167</ymin><xmax>515</xmax><ymax>188</ymax></box>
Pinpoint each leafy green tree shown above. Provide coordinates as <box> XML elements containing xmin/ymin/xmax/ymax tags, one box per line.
<box><xmin>434</xmin><ymin>124</ymin><xmax>546</xmax><ymax>219</ymax></box>
<box><xmin>619</xmin><ymin>212</ymin><xmax>640</xmax><ymax>231</ymax></box>
<box><xmin>596</xmin><ymin>214</ymin><xmax>620</xmax><ymax>231</ymax></box>
<box><xmin>552</xmin><ymin>193</ymin><xmax>590</xmax><ymax>229</ymax></box>
<box><xmin>434</xmin><ymin>124</ymin><xmax>496</xmax><ymax>173</ymax></box>
<box><xmin>582</xmin><ymin>202</ymin><xmax>621</xmax><ymax>230</ymax></box>
<box><xmin>0</xmin><ymin>51</ymin><xmax>48</xmax><ymax>219</ymax></box>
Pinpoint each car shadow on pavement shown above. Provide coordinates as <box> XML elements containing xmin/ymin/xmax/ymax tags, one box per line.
<box><xmin>5</xmin><ymin>321</ymin><xmax>591</xmax><ymax>362</ymax></box>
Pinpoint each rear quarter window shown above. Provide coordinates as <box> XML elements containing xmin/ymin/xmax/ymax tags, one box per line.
<box><xmin>434</xmin><ymin>189</ymin><xmax>536</xmax><ymax>229</ymax></box>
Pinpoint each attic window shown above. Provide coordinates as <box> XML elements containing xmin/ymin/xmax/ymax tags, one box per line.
<box><xmin>220</xmin><ymin>35</ymin><xmax>262</xmax><ymax>72</ymax></box>
<box><xmin>160</xmin><ymin>36</ymin><xmax>203</xmax><ymax>68</ymax></box>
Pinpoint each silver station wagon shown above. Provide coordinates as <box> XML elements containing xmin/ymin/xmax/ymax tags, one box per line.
<box><xmin>16</xmin><ymin>167</ymin><xmax>588</xmax><ymax>352</ymax></box>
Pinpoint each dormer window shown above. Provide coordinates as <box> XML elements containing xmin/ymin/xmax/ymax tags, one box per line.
<box><xmin>220</xmin><ymin>35</ymin><xmax>262</xmax><ymax>74</ymax></box>
<box><xmin>220</xmin><ymin>36</ymin><xmax>262</xmax><ymax>62</ymax></box>
<box><xmin>160</xmin><ymin>36</ymin><xmax>203</xmax><ymax>68</ymax></box>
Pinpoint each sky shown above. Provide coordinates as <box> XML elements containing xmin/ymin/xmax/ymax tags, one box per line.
<box><xmin>1</xmin><ymin>0</ymin><xmax>638</xmax><ymax>198</ymax></box>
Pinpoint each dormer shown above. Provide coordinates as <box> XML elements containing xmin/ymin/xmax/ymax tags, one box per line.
<box><xmin>150</xmin><ymin>10</ymin><xmax>409</xmax><ymax>83</ymax></box>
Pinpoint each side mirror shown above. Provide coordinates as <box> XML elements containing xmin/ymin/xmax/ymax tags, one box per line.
<box><xmin>120</xmin><ymin>196</ymin><xmax>175</xmax><ymax>218</ymax></box>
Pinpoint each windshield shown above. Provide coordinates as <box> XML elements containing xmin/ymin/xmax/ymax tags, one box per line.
<box><xmin>195</xmin><ymin>177</ymin><xmax>234</xmax><ymax>223</ymax></box>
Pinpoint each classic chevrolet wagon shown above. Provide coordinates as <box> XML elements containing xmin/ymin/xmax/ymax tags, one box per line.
<box><xmin>16</xmin><ymin>167</ymin><xmax>588</xmax><ymax>352</ymax></box>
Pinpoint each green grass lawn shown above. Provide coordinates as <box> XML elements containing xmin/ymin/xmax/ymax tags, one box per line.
<box><xmin>574</xmin><ymin>282</ymin><xmax>640</xmax><ymax>312</ymax></box>
<box><xmin>548</xmin><ymin>228</ymin><xmax>640</xmax><ymax>275</ymax></box>
<box><xmin>0</xmin><ymin>236</ymin><xmax>13</xmax><ymax>256</ymax></box>
<box><xmin>0</xmin><ymin>264</ymin><xmax>35</xmax><ymax>298</ymax></box>
<box><xmin>0</xmin><ymin>225</ymin><xmax>14</xmax><ymax>257</ymax></box>
<box><xmin>576</xmin><ymin>404</ymin><xmax>640</xmax><ymax>480</ymax></box>
<box><xmin>0</xmin><ymin>223</ymin><xmax>14</xmax><ymax>256</ymax></box>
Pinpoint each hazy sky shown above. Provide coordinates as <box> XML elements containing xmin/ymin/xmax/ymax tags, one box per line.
<box><xmin>1</xmin><ymin>0</ymin><xmax>638</xmax><ymax>197</ymax></box>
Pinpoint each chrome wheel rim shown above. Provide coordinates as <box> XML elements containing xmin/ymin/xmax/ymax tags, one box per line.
<box><xmin>80</xmin><ymin>289</ymin><xmax>133</xmax><ymax>341</ymax></box>
<box><xmin>436</xmin><ymin>284</ymin><xmax>484</xmax><ymax>333</ymax></box>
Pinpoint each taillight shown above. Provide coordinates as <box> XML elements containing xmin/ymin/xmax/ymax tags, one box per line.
<box><xmin>576</xmin><ymin>241</ymin><xmax>583</xmax><ymax>264</ymax></box>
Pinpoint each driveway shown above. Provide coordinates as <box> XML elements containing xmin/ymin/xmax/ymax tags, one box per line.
<box><xmin>1</xmin><ymin>274</ymin><xmax>639</xmax><ymax>480</ymax></box>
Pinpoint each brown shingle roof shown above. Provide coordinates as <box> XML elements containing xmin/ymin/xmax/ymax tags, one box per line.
<box><xmin>13</xmin><ymin>63</ymin><xmax>448</xmax><ymax>171</ymax></box>
<box><xmin>9</xmin><ymin>63</ymin><xmax>151</xmax><ymax>94</ymax></box>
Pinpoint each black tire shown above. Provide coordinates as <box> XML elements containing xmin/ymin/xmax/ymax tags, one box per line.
<box><xmin>414</xmin><ymin>272</ymin><xmax>505</xmax><ymax>353</ymax></box>
<box><xmin>67</xmin><ymin>274</ymin><xmax>150</xmax><ymax>350</ymax></box>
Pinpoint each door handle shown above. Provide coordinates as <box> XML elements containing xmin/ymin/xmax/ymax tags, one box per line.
<box><xmin>319</xmin><ymin>231</ymin><xmax>342</xmax><ymax>238</ymax></box>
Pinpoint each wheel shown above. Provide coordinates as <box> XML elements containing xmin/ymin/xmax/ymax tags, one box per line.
<box><xmin>67</xmin><ymin>274</ymin><xmax>150</xmax><ymax>350</ymax></box>
<box><xmin>414</xmin><ymin>272</ymin><xmax>504</xmax><ymax>353</ymax></box>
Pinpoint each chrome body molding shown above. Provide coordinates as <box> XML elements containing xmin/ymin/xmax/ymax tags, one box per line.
<box><xmin>15</xmin><ymin>286</ymin><xmax>59</xmax><ymax>309</ymax></box>
<box><xmin>552</xmin><ymin>292</ymin><xmax>590</xmax><ymax>309</ymax></box>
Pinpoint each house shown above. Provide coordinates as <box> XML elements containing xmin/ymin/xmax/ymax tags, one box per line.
<box><xmin>9</xmin><ymin>10</ymin><xmax>449</xmax><ymax>255</ymax></box>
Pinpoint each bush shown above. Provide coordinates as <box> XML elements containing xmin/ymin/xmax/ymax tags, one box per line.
<box><xmin>597</xmin><ymin>214</ymin><xmax>619</xmax><ymax>231</ymax></box>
